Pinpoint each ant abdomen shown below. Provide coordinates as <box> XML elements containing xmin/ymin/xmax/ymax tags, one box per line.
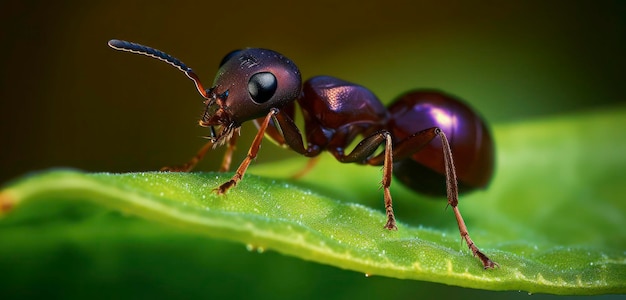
<box><xmin>387</xmin><ymin>91</ymin><xmax>494</xmax><ymax>196</ymax></box>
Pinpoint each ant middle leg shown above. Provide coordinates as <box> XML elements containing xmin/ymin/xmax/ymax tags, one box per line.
<box><xmin>290</xmin><ymin>156</ymin><xmax>321</xmax><ymax>179</ymax></box>
<box><xmin>332</xmin><ymin>131</ymin><xmax>397</xmax><ymax>230</ymax></box>
<box><xmin>270</xmin><ymin>110</ymin><xmax>397</xmax><ymax>230</ymax></box>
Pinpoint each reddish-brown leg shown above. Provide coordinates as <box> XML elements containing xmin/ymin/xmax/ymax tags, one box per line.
<box><xmin>369</xmin><ymin>127</ymin><xmax>497</xmax><ymax>268</ymax></box>
<box><xmin>290</xmin><ymin>156</ymin><xmax>321</xmax><ymax>179</ymax></box>
<box><xmin>270</xmin><ymin>109</ymin><xmax>397</xmax><ymax>230</ymax></box>
<box><xmin>438</xmin><ymin>130</ymin><xmax>497</xmax><ymax>269</ymax></box>
<box><xmin>160</xmin><ymin>128</ymin><xmax>239</xmax><ymax>173</ymax></box>
<box><xmin>379</xmin><ymin>134</ymin><xmax>396</xmax><ymax>230</ymax></box>
<box><xmin>161</xmin><ymin>140</ymin><xmax>215</xmax><ymax>172</ymax></box>
<box><xmin>332</xmin><ymin>131</ymin><xmax>398</xmax><ymax>230</ymax></box>
<box><xmin>214</xmin><ymin>109</ymin><xmax>277</xmax><ymax>194</ymax></box>
<box><xmin>218</xmin><ymin>131</ymin><xmax>239</xmax><ymax>172</ymax></box>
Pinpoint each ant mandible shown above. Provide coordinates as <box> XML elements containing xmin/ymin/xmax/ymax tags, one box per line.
<box><xmin>108</xmin><ymin>39</ymin><xmax>497</xmax><ymax>269</ymax></box>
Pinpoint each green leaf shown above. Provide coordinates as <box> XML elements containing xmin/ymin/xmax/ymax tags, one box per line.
<box><xmin>1</xmin><ymin>107</ymin><xmax>625</xmax><ymax>296</ymax></box>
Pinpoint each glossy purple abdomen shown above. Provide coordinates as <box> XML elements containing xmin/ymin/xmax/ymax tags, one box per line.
<box><xmin>387</xmin><ymin>90</ymin><xmax>494</xmax><ymax>196</ymax></box>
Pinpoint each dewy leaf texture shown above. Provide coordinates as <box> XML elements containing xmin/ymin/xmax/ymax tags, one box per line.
<box><xmin>1</xmin><ymin>107</ymin><xmax>625</xmax><ymax>295</ymax></box>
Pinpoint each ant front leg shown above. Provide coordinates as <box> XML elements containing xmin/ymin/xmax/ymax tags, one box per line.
<box><xmin>218</xmin><ymin>132</ymin><xmax>239</xmax><ymax>172</ymax></box>
<box><xmin>213</xmin><ymin>109</ymin><xmax>277</xmax><ymax>194</ymax></box>
<box><xmin>160</xmin><ymin>141</ymin><xmax>214</xmax><ymax>172</ymax></box>
<box><xmin>160</xmin><ymin>128</ymin><xmax>239</xmax><ymax>173</ymax></box>
<box><xmin>393</xmin><ymin>127</ymin><xmax>497</xmax><ymax>269</ymax></box>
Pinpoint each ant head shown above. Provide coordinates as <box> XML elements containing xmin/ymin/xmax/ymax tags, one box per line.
<box><xmin>107</xmin><ymin>40</ymin><xmax>301</xmax><ymax>146</ymax></box>
<box><xmin>201</xmin><ymin>48</ymin><xmax>302</xmax><ymax>142</ymax></box>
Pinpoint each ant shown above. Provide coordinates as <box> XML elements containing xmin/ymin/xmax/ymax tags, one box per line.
<box><xmin>108</xmin><ymin>39</ymin><xmax>497</xmax><ymax>269</ymax></box>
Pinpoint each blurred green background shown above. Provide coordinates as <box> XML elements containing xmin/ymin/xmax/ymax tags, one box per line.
<box><xmin>1</xmin><ymin>0</ymin><xmax>625</xmax><ymax>299</ymax></box>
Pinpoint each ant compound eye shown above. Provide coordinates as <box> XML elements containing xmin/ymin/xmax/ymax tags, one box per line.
<box><xmin>219</xmin><ymin>49</ymin><xmax>242</xmax><ymax>68</ymax></box>
<box><xmin>248</xmin><ymin>72</ymin><xmax>277</xmax><ymax>103</ymax></box>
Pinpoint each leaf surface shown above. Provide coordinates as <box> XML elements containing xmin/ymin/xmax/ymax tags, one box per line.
<box><xmin>1</xmin><ymin>108</ymin><xmax>625</xmax><ymax>295</ymax></box>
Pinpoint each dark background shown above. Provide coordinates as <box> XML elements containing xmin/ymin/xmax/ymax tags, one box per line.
<box><xmin>1</xmin><ymin>0</ymin><xmax>624</xmax><ymax>184</ymax></box>
<box><xmin>1</xmin><ymin>0</ymin><xmax>625</xmax><ymax>299</ymax></box>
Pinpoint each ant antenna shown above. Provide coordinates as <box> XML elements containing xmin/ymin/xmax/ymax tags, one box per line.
<box><xmin>107</xmin><ymin>39</ymin><xmax>210</xmax><ymax>99</ymax></box>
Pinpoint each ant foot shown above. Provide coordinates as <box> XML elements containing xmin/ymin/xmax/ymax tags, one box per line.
<box><xmin>384</xmin><ymin>220</ymin><xmax>398</xmax><ymax>231</ymax></box>
<box><xmin>213</xmin><ymin>180</ymin><xmax>236</xmax><ymax>194</ymax></box>
<box><xmin>476</xmin><ymin>250</ymin><xmax>499</xmax><ymax>269</ymax></box>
